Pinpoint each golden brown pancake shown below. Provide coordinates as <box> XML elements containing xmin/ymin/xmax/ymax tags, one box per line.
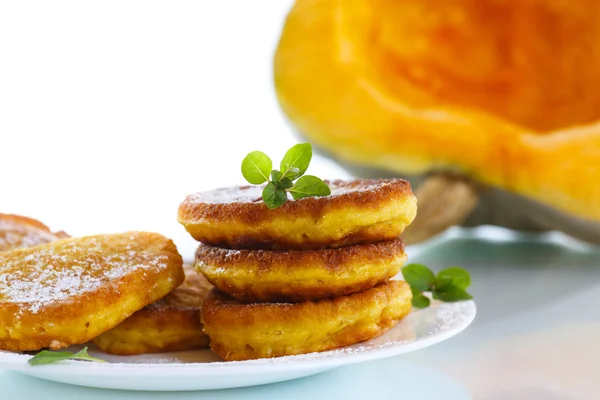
<box><xmin>0</xmin><ymin>214</ymin><xmax>67</xmax><ymax>252</ymax></box>
<box><xmin>195</xmin><ymin>239</ymin><xmax>407</xmax><ymax>303</ymax></box>
<box><xmin>93</xmin><ymin>265</ymin><xmax>212</xmax><ymax>355</ymax></box>
<box><xmin>178</xmin><ymin>179</ymin><xmax>417</xmax><ymax>250</ymax></box>
<box><xmin>201</xmin><ymin>280</ymin><xmax>412</xmax><ymax>361</ymax></box>
<box><xmin>0</xmin><ymin>232</ymin><xmax>184</xmax><ymax>351</ymax></box>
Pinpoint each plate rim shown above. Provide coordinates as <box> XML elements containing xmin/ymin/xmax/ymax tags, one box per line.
<box><xmin>0</xmin><ymin>300</ymin><xmax>476</xmax><ymax>375</ymax></box>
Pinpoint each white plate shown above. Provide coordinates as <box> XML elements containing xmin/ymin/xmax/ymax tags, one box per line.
<box><xmin>0</xmin><ymin>300</ymin><xmax>475</xmax><ymax>391</ymax></box>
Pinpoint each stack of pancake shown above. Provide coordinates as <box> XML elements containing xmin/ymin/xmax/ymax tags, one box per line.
<box><xmin>177</xmin><ymin>179</ymin><xmax>418</xmax><ymax>361</ymax></box>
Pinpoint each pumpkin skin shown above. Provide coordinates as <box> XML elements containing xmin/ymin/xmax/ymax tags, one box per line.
<box><xmin>274</xmin><ymin>0</ymin><xmax>600</xmax><ymax>241</ymax></box>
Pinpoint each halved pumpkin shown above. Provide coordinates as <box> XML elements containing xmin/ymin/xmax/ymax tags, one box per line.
<box><xmin>274</xmin><ymin>0</ymin><xmax>600</xmax><ymax>243</ymax></box>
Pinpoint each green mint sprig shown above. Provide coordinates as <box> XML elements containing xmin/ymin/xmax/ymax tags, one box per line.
<box><xmin>28</xmin><ymin>346</ymin><xmax>106</xmax><ymax>366</ymax></box>
<box><xmin>402</xmin><ymin>264</ymin><xmax>473</xmax><ymax>308</ymax></box>
<box><xmin>241</xmin><ymin>143</ymin><xmax>331</xmax><ymax>209</ymax></box>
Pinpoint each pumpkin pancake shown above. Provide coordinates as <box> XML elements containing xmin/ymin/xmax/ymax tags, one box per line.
<box><xmin>0</xmin><ymin>214</ymin><xmax>68</xmax><ymax>252</ymax></box>
<box><xmin>93</xmin><ymin>265</ymin><xmax>212</xmax><ymax>355</ymax></box>
<box><xmin>201</xmin><ymin>280</ymin><xmax>412</xmax><ymax>361</ymax></box>
<box><xmin>0</xmin><ymin>232</ymin><xmax>184</xmax><ymax>352</ymax></box>
<box><xmin>178</xmin><ymin>179</ymin><xmax>417</xmax><ymax>250</ymax></box>
<box><xmin>195</xmin><ymin>239</ymin><xmax>407</xmax><ymax>303</ymax></box>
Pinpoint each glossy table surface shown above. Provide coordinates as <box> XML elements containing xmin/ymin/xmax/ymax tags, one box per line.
<box><xmin>1</xmin><ymin>226</ymin><xmax>598</xmax><ymax>399</ymax></box>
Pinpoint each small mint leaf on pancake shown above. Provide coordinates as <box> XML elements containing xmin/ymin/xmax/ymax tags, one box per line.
<box><xmin>289</xmin><ymin>176</ymin><xmax>331</xmax><ymax>200</ymax></box>
<box><xmin>262</xmin><ymin>182</ymin><xmax>288</xmax><ymax>210</ymax></box>
<box><xmin>280</xmin><ymin>143</ymin><xmax>312</xmax><ymax>180</ymax></box>
<box><xmin>242</xmin><ymin>151</ymin><xmax>272</xmax><ymax>184</ymax></box>
<box><xmin>241</xmin><ymin>143</ymin><xmax>330</xmax><ymax>209</ymax></box>
<box><xmin>270</xmin><ymin>169</ymin><xmax>283</xmax><ymax>182</ymax></box>
<box><xmin>277</xmin><ymin>177</ymin><xmax>294</xmax><ymax>190</ymax></box>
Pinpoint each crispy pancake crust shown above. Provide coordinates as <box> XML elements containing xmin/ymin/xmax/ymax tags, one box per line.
<box><xmin>93</xmin><ymin>265</ymin><xmax>212</xmax><ymax>355</ymax></box>
<box><xmin>0</xmin><ymin>214</ymin><xmax>67</xmax><ymax>252</ymax></box>
<box><xmin>178</xmin><ymin>179</ymin><xmax>417</xmax><ymax>250</ymax></box>
<box><xmin>0</xmin><ymin>232</ymin><xmax>184</xmax><ymax>351</ymax></box>
<box><xmin>195</xmin><ymin>239</ymin><xmax>407</xmax><ymax>302</ymax></box>
<box><xmin>201</xmin><ymin>280</ymin><xmax>412</xmax><ymax>361</ymax></box>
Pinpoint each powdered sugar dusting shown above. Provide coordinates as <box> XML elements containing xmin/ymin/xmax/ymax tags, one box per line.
<box><xmin>185</xmin><ymin>180</ymin><xmax>388</xmax><ymax>205</ymax></box>
<box><xmin>0</xmin><ymin>220</ymin><xmax>60</xmax><ymax>252</ymax></box>
<box><xmin>0</xmin><ymin>233</ymin><xmax>170</xmax><ymax>314</ymax></box>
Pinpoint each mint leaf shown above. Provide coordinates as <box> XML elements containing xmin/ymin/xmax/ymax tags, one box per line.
<box><xmin>242</xmin><ymin>151</ymin><xmax>272</xmax><ymax>184</ymax></box>
<box><xmin>271</xmin><ymin>171</ymin><xmax>293</xmax><ymax>189</ymax></box>
<box><xmin>410</xmin><ymin>287</ymin><xmax>430</xmax><ymax>308</ymax></box>
<box><xmin>437</xmin><ymin>267</ymin><xmax>471</xmax><ymax>290</ymax></box>
<box><xmin>280</xmin><ymin>143</ymin><xmax>312</xmax><ymax>180</ymax></box>
<box><xmin>433</xmin><ymin>284</ymin><xmax>473</xmax><ymax>302</ymax></box>
<box><xmin>277</xmin><ymin>177</ymin><xmax>293</xmax><ymax>189</ymax></box>
<box><xmin>270</xmin><ymin>170</ymin><xmax>283</xmax><ymax>182</ymax></box>
<box><xmin>403</xmin><ymin>265</ymin><xmax>473</xmax><ymax>308</ymax></box>
<box><xmin>28</xmin><ymin>346</ymin><xmax>105</xmax><ymax>366</ymax></box>
<box><xmin>289</xmin><ymin>175</ymin><xmax>331</xmax><ymax>200</ymax></box>
<box><xmin>262</xmin><ymin>181</ymin><xmax>288</xmax><ymax>210</ymax></box>
<box><xmin>412</xmin><ymin>293</ymin><xmax>431</xmax><ymax>309</ymax></box>
<box><xmin>241</xmin><ymin>143</ymin><xmax>331</xmax><ymax>209</ymax></box>
<box><xmin>402</xmin><ymin>264</ymin><xmax>435</xmax><ymax>292</ymax></box>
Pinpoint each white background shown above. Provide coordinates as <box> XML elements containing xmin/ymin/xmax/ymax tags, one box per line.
<box><xmin>0</xmin><ymin>1</ymin><xmax>349</xmax><ymax>258</ymax></box>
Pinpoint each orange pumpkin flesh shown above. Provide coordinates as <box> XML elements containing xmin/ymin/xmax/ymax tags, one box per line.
<box><xmin>274</xmin><ymin>0</ymin><xmax>600</xmax><ymax>222</ymax></box>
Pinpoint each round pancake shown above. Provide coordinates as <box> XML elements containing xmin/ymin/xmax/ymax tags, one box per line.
<box><xmin>0</xmin><ymin>232</ymin><xmax>184</xmax><ymax>352</ymax></box>
<box><xmin>201</xmin><ymin>280</ymin><xmax>412</xmax><ymax>361</ymax></box>
<box><xmin>93</xmin><ymin>265</ymin><xmax>212</xmax><ymax>355</ymax></box>
<box><xmin>0</xmin><ymin>214</ymin><xmax>67</xmax><ymax>252</ymax></box>
<box><xmin>195</xmin><ymin>239</ymin><xmax>407</xmax><ymax>303</ymax></box>
<box><xmin>178</xmin><ymin>179</ymin><xmax>417</xmax><ymax>250</ymax></box>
